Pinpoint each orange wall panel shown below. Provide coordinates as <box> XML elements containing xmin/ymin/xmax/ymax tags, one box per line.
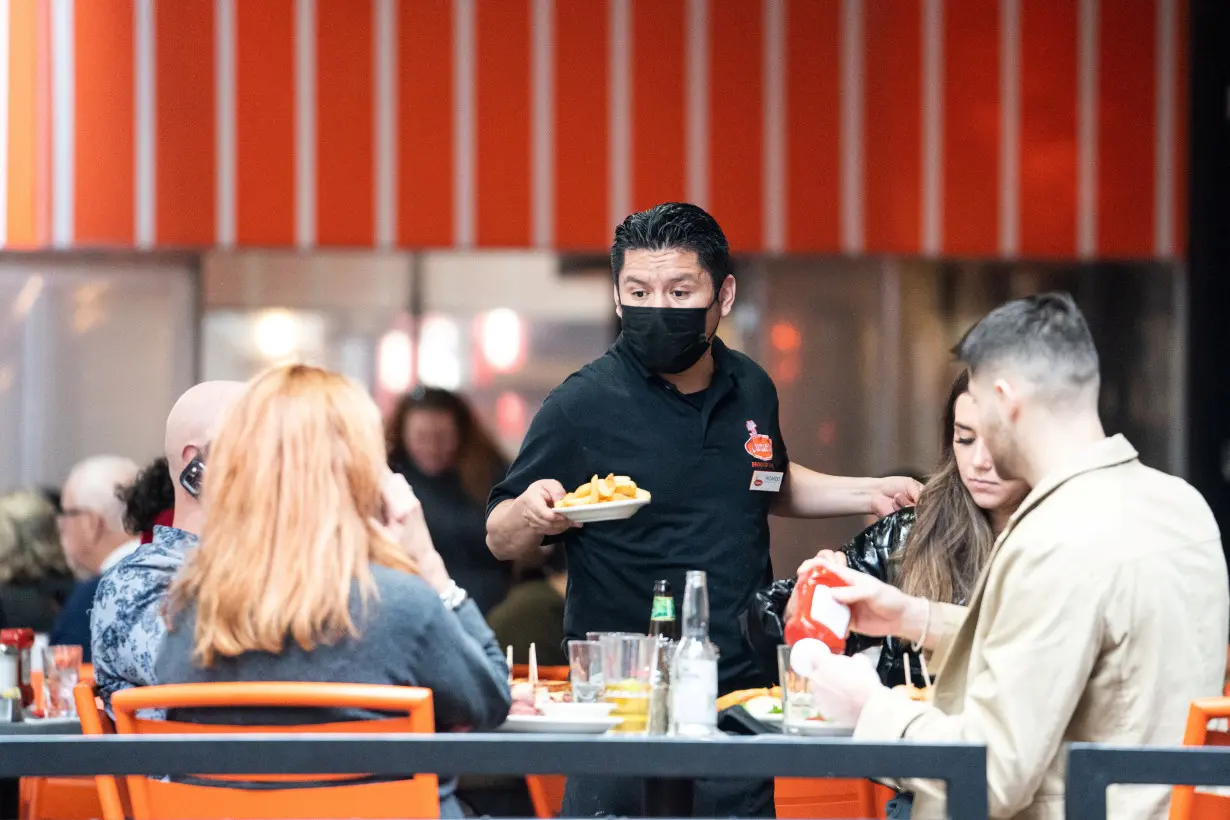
<box><xmin>943</xmin><ymin>0</ymin><xmax>1000</xmax><ymax>257</ymax></box>
<box><xmin>74</xmin><ymin>0</ymin><xmax>134</xmax><ymax>245</ymax></box>
<box><xmin>475</xmin><ymin>0</ymin><xmax>531</xmax><ymax>247</ymax></box>
<box><xmin>708</xmin><ymin>0</ymin><xmax>763</xmax><ymax>251</ymax></box>
<box><xmin>1097</xmin><ymin>0</ymin><xmax>1156</xmax><ymax>257</ymax></box>
<box><xmin>235</xmin><ymin>0</ymin><xmax>295</xmax><ymax>246</ymax></box>
<box><xmin>1019</xmin><ymin>0</ymin><xmax>1078</xmax><ymax>258</ymax></box>
<box><xmin>864</xmin><ymin>0</ymin><xmax>921</xmax><ymax>255</ymax></box>
<box><xmin>554</xmin><ymin>0</ymin><xmax>608</xmax><ymax>251</ymax></box>
<box><xmin>7</xmin><ymin>0</ymin><xmax>40</xmax><ymax>248</ymax></box>
<box><xmin>156</xmin><ymin>0</ymin><xmax>214</xmax><ymax>247</ymax></box>
<box><xmin>398</xmin><ymin>0</ymin><xmax>453</xmax><ymax>248</ymax></box>
<box><xmin>785</xmin><ymin>0</ymin><xmax>841</xmax><ymax>254</ymax></box>
<box><xmin>631</xmin><ymin>0</ymin><xmax>685</xmax><ymax>213</ymax></box>
<box><xmin>317</xmin><ymin>0</ymin><xmax>374</xmax><ymax>247</ymax></box>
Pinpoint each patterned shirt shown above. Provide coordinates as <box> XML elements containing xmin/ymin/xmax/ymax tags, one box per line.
<box><xmin>90</xmin><ymin>525</ymin><xmax>198</xmax><ymax>712</ymax></box>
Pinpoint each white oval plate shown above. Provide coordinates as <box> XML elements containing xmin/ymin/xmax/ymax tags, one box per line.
<box><xmin>539</xmin><ymin>702</ymin><xmax>616</xmax><ymax>721</ymax></box>
<box><xmin>555</xmin><ymin>497</ymin><xmax>650</xmax><ymax>523</ymax></box>
<box><xmin>785</xmin><ymin>720</ymin><xmax>855</xmax><ymax>737</ymax></box>
<box><xmin>497</xmin><ymin>714</ymin><xmax>621</xmax><ymax>734</ymax></box>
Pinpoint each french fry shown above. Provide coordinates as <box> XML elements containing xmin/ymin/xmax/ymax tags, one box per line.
<box><xmin>553</xmin><ymin>474</ymin><xmax>650</xmax><ymax>507</ymax></box>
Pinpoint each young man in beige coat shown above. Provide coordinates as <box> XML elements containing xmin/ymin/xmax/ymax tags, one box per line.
<box><xmin>796</xmin><ymin>293</ymin><xmax>1229</xmax><ymax>819</ymax></box>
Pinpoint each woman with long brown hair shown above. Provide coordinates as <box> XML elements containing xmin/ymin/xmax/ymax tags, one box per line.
<box><xmin>387</xmin><ymin>388</ymin><xmax>511</xmax><ymax>613</ymax></box>
<box><xmin>745</xmin><ymin>369</ymin><xmax>1029</xmax><ymax>688</ymax></box>
<box><xmin>157</xmin><ymin>365</ymin><xmax>510</xmax><ymax>817</ymax></box>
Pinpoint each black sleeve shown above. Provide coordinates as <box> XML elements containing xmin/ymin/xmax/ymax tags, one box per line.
<box><xmin>839</xmin><ymin>508</ymin><xmax>915</xmax><ymax>583</ymax></box>
<box><xmin>486</xmin><ymin>388</ymin><xmax>585</xmax><ymax>521</ymax></box>
<box><xmin>739</xmin><ymin>577</ymin><xmax>796</xmax><ymax>685</ymax></box>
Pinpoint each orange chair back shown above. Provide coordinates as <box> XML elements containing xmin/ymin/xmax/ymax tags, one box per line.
<box><xmin>512</xmin><ymin>664</ymin><xmax>570</xmax><ymax>682</ymax></box>
<box><xmin>111</xmin><ymin>682</ymin><xmax>440</xmax><ymax>820</ymax></box>
<box><xmin>527</xmin><ymin>775</ymin><xmax>566</xmax><ymax>818</ymax></box>
<box><xmin>1169</xmin><ymin>697</ymin><xmax>1230</xmax><ymax>820</ymax></box>
<box><xmin>775</xmin><ymin>777</ymin><xmax>879</xmax><ymax>820</ymax></box>
<box><xmin>72</xmin><ymin>679</ymin><xmax>129</xmax><ymax>820</ymax></box>
<box><xmin>19</xmin><ymin>672</ymin><xmax>110</xmax><ymax>820</ymax></box>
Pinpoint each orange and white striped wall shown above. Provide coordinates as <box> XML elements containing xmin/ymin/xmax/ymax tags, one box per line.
<box><xmin>0</xmin><ymin>0</ymin><xmax>1187</xmax><ymax>259</ymax></box>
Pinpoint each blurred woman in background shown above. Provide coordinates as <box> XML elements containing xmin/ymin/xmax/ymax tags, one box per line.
<box><xmin>0</xmin><ymin>489</ymin><xmax>74</xmax><ymax>630</ymax></box>
<box><xmin>746</xmin><ymin>370</ymin><xmax>1030</xmax><ymax>688</ymax></box>
<box><xmin>116</xmin><ymin>457</ymin><xmax>176</xmax><ymax>545</ymax></box>
<box><xmin>387</xmin><ymin>388</ymin><xmax>511</xmax><ymax>613</ymax></box>
<box><xmin>158</xmin><ymin>365</ymin><xmax>510</xmax><ymax>818</ymax></box>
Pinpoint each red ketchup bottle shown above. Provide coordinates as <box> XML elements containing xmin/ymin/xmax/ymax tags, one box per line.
<box><xmin>784</xmin><ymin>565</ymin><xmax>851</xmax><ymax>653</ymax></box>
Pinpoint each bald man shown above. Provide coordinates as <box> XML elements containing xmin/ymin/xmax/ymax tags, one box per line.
<box><xmin>91</xmin><ymin>381</ymin><xmax>245</xmax><ymax>711</ymax></box>
<box><xmin>49</xmin><ymin>456</ymin><xmax>141</xmax><ymax>655</ymax></box>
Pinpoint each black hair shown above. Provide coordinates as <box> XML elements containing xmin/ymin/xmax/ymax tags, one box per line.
<box><xmin>609</xmin><ymin>202</ymin><xmax>732</xmax><ymax>292</ymax></box>
<box><xmin>543</xmin><ymin>544</ymin><xmax>567</xmax><ymax>576</ymax></box>
<box><xmin>117</xmin><ymin>457</ymin><xmax>175</xmax><ymax>536</ymax></box>
<box><xmin>953</xmin><ymin>292</ymin><xmax>1099</xmax><ymax>400</ymax></box>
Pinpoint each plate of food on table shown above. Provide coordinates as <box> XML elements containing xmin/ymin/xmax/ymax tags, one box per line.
<box><xmin>552</xmin><ymin>474</ymin><xmax>651</xmax><ymax>523</ymax></box>
<box><xmin>499</xmin><ymin>644</ymin><xmax>620</xmax><ymax>734</ymax></box>
<box><xmin>718</xmin><ymin>686</ymin><xmax>856</xmax><ymax>737</ymax></box>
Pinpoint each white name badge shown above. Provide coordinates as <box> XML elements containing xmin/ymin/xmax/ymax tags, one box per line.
<box><xmin>749</xmin><ymin>470</ymin><xmax>784</xmax><ymax>492</ymax></box>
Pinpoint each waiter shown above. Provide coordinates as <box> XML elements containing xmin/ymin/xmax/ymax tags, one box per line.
<box><xmin>487</xmin><ymin>203</ymin><xmax>921</xmax><ymax>817</ymax></box>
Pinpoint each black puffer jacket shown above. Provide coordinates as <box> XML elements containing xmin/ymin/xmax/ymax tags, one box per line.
<box><xmin>741</xmin><ymin>509</ymin><xmax>926</xmax><ymax>688</ymax></box>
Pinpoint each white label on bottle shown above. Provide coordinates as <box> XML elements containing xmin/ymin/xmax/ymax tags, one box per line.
<box><xmin>670</xmin><ymin>658</ymin><xmax>717</xmax><ymax>726</ymax></box>
<box><xmin>808</xmin><ymin>585</ymin><xmax>851</xmax><ymax>637</ymax></box>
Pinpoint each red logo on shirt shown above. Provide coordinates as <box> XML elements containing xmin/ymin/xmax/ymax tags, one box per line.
<box><xmin>744</xmin><ymin>421</ymin><xmax>774</xmax><ymax>461</ymax></box>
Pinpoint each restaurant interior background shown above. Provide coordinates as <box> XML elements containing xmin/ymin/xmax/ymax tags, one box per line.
<box><xmin>0</xmin><ymin>0</ymin><xmax>1220</xmax><ymax>577</ymax></box>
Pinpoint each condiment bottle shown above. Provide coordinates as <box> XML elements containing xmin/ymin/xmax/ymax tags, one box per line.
<box><xmin>0</xmin><ymin>630</ymin><xmax>33</xmax><ymax>707</ymax></box>
<box><xmin>784</xmin><ymin>565</ymin><xmax>851</xmax><ymax>653</ymax></box>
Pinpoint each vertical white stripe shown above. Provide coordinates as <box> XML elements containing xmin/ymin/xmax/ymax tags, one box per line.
<box><xmin>50</xmin><ymin>0</ymin><xmax>73</xmax><ymax>248</ymax></box>
<box><xmin>921</xmin><ymin>0</ymin><xmax>943</xmax><ymax>256</ymax></box>
<box><xmin>1076</xmin><ymin>0</ymin><xmax>1098</xmax><ymax>258</ymax></box>
<box><xmin>294</xmin><ymin>0</ymin><xmax>316</xmax><ymax>248</ymax></box>
<box><xmin>609</xmin><ymin>0</ymin><xmax>631</xmax><ymax>226</ymax></box>
<box><xmin>374</xmin><ymin>0</ymin><xmax>397</xmax><ymax>248</ymax></box>
<box><xmin>840</xmin><ymin>0</ymin><xmax>864</xmax><ymax>255</ymax></box>
<box><xmin>762</xmin><ymin>0</ymin><xmax>785</xmax><ymax>255</ymax></box>
<box><xmin>998</xmin><ymin>0</ymin><xmax>1020</xmax><ymax>257</ymax></box>
<box><xmin>453</xmin><ymin>0</ymin><xmax>475</xmax><ymax>247</ymax></box>
<box><xmin>215</xmin><ymin>0</ymin><xmax>236</xmax><ymax>247</ymax></box>
<box><xmin>685</xmin><ymin>0</ymin><xmax>708</xmax><ymax>207</ymax></box>
<box><xmin>134</xmin><ymin>0</ymin><xmax>155</xmax><ymax>248</ymax></box>
<box><xmin>531</xmin><ymin>0</ymin><xmax>554</xmax><ymax>247</ymax></box>
<box><xmin>1154</xmin><ymin>0</ymin><xmax>1175</xmax><ymax>257</ymax></box>
<box><xmin>0</xmin><ymin>0</ymin><xmax>10</xmax><ymax>248</ymax></box>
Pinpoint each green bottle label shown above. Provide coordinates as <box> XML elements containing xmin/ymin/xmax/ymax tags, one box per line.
<box><xmin>651</xmin><ymin>596</ymin><xmax>675</xmax><ymax>621</ymax></box>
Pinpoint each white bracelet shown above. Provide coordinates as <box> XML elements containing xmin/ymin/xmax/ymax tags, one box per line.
<box><xmin>911</xmin><ymin>602</ymin><xmax>931</xmax><ymax>653</ymax></box>
<box><xmin>439</xmin><ymin>581</ymin><xmax>468</xmax><ymax>611</ymax></box>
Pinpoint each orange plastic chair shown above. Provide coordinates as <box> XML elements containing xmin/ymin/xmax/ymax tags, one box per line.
<box><xmin>512</xmin><ymin>664</ymin><xmax>570</xmax><ymax>682</ymax></box>
<box><xmin>775</xmin><ymin>777</ymin><xmax>881</xmax><ymax>820</ymax></box>
<box><xmin>111</xmin><ymin>682</ymin><xmax>440</xmax><ymax>820</ymax></box>
<box><xmin>1169</xmin><ymin>697</ymin><xmax>1230</xmax><ymax>820</ymax></box>
<box><xmin>21</xmin><ymin>671</ymin><xmax>110</xmax><ymax>820</ymax></box>
<box><xmin>527</xmin><ymin>774</ymin><xmax>567</xmax><ymax>818</ymax></box>
<box><xmin>72</xmin><ymin>679</ymin><xmax>129</xmax><ymax>820</ymax></box>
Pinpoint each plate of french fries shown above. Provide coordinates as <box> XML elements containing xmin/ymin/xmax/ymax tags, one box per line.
<box><xmin>553</xmin><ymin>473</ymin><xmax>651</xmax><ymax>523</ymax></box>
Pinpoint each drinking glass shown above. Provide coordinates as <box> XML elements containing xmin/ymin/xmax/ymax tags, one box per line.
<box><xmin>568</xmin><ymin>640</ymin><xmax>603</xmax><ymax>703</ymax></box>
<box><xmin>777</xmin><ymin>644</ymin><xmax>823</xmax><ymax>733</ymax></box>
<box><xmin>42</xmin><ymin>645</ymin><xmax>82</xmax><ymax>718</ymax></box>
<box><xmin>600</xmin><ymin>634</ymin><xmax>655</xmax><ymax>734</ymax></box>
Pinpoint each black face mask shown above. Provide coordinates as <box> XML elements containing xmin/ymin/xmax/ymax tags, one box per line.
<box><xmin>619</xmin><ymin>302</ymin><xmax>717</xmax><ymax>375</ymax></box>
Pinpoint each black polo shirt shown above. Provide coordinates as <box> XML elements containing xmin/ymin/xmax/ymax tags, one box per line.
<box><xmin>488</xmin><ymin>335</ymin><xmax>789</xmax><ymax>692</ymax></box>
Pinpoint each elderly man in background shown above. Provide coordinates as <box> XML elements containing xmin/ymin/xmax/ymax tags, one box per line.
<box><xmin>91</xmin><ymin>380</ymin><xmax>245</xmax><ymax>711</ymax></box>
<box><xmin>50</xmin><ymin>456</ymin><xmax>141</xmax><ymax>656</ymax></box>
<box><xmin>796</xmin><ymin>293</ymin><xmax>1228</xmax><ymax>820</ymax></box>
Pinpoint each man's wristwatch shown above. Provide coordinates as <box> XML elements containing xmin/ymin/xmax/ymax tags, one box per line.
<box><xmin>439</xmin><ymin>580</ymin><xmax>468</xmax><ymax>611</ymax></box>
